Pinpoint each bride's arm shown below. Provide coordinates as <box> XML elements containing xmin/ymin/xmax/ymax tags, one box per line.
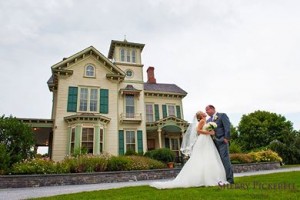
<box><xmin>197</xmin><ymin>119</ymin><xmax>214</xmax><ymax>135</ymax></box>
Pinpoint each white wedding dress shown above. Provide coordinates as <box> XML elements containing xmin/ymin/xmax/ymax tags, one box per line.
<box><xmin>150</xmin><ymin>127</ymin><xmax>227</xmax><ymax>189</ymax></box>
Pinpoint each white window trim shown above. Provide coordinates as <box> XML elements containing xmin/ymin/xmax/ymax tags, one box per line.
<box><xmin>124</xmin><ymin>94</ymin><xmax>135</xmax><ymax>118</ymax></box>
<box><xmin>167</xmin><ymin>104</ymin><xmax>176</xmax><ymax>117</ymax></box>
<box><xmin>84</xmin><ymin>64</ymin><xmax>96</xmax><ymax>78</ymax></box>
<box><xmin>81</xmin><ymin>126</ymin><xmax>95</xmax><ymax>154</ymax></box>
<box><xmin>78</xmin><ymin>86</ymin><xmax>100</xmax><ymax>113</ymax></box>
<box><xmin>145</xmin><ymin>103</ymin><xmax>154</xmax><ymax>122</ymax></box>
<box><xmin>124</xmin><ymin>129</ymin><xmax>137</xmax><ymax>152</ymax></box>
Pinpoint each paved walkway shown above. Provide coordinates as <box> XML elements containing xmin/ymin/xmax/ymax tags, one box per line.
<box><xmin>1</xmin><ymin>167</ymin><xmax>299</xmax><ymax>200</ymax></box>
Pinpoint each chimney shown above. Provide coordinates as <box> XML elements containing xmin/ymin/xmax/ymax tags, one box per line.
<box><xmin>147</xmin><ymin>66</ymin><xmax>156</xmax><ymax>84</ymax></box>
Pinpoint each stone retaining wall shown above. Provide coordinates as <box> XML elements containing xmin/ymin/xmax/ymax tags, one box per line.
<box><xmin>0</xmin><ymin>162</ymin><xmax>280</xmax><ymax>188</ymax></box>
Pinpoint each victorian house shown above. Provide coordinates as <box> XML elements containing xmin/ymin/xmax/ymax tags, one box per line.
<box><xmin>23</xmin><ymin>40</ymin><xmax>189</xmax><ymax>161</ymax></box>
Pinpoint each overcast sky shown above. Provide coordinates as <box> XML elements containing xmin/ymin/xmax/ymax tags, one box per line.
<box><xmin>0</xmin><ymin>0</ymin><xmax>299</xmax><ymax>130</ymax></box>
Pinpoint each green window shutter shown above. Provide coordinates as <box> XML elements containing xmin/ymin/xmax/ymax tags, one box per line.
<box><xmin>176</xmin><ymin>105</ymin><xmax>181</xmax><ymax>119</ymax></box>
<box><xmin>100</xmin><ymin>89</ymin><xmax>109</xmax><ymax>114</ymax></box>
<box><xmin>67</xmin><ymin>87</ymin><xmax>78</xmax><ymax>112</ymax></box>
<box><xmin>162</xmin><ymin>105</ymin><xmax>167</xmax><ymax>118</ymax></box>
<box><xmin>137</xmin><ymin>130</ymin><xmax>143</xmax><ymax>154</ymax></box>
<box><xmin>119</xmin><ymin>130</ymin><xmax>124</xmax><ymax>155</ymax></box>
<box><xmin>165</xmin><ymin>138</ymin><xmax>170</xmax><ymax>148</ymax></box>
<box><xmin>154</xmin><ymin>104</ymin><xmax>159</xmax><ymax>121</ymax></box>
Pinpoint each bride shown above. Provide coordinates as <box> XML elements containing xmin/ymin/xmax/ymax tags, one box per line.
<box><xmin>150</xmin><ymin>111</ymin><xmax>227</xmax><ymax>189</ymax></box>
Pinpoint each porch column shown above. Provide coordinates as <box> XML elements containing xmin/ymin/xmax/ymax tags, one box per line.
<box><xmin>66</xmin><ymin>126</ymin><xmax>71</xmax><ymax>154</ymax></box>
<box><xmin>158</xmin><ymin>129</ymin><xmax>162</xmax><ymax>148</ymax></box>
<box><xmin>75</xmin><ymin>124</ymin><xmax>81</xmax><ymax>150</ymax></box>
<box><xmin>94</xmin><ymin>125</ymin><xmax>100</xmax><ymax>155</ymax></box>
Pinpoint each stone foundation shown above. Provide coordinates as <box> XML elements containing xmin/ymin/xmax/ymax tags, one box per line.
<box><xmin>0</xmin><ymin>162</ymin><xmax>280</xmax><ymax>188</ymax></box>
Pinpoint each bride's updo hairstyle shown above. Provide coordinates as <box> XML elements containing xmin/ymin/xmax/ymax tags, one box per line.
<box><xmin>196</xmin><ymin>111</ymin><xmax>204</xmax><ymax>121</ymax></box>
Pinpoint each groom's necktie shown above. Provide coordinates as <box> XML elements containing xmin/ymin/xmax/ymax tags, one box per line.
<box><xmin>209</xmin><ymin>116</ymin><xmax>213</xmax><ymax>122</ymax></box>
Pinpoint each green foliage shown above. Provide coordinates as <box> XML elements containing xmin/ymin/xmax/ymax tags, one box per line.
<box><xmin>106</xmin><ymin>156</ymin><xmax>130</xmax><ymax>171</ymax></box>
<box><xmin>11</xmin><ymin>158</ymin><xmax>57</xmax><ymax>174</ymax></box>
<box><xmin>144</xmin><ymin>148</ymin><xmax>175</xmax><ymax>163</ymax></box>
<box><xmin>126</xmin><ymin>156</ymin><xmax>165</xmax><ymax>170</ymax></box>
<box><xmin>229</xmin><ymin>140</ymin><xmax>242</xmax><ymax>153</ymax></box>
<box><xmin>0</xmin><ymin>115</ymin><xmax>35</xmax><ymax>169</ymax></box>
<box><xmin>269</xmin><ymin>132</ymin><xmax>300</xmax><ymax>164</ymax></box>
<box><xmin>0</xmin><ymin>144</ymin><xmax>10</xmax><ymax>174</ymax></box>
<box><xmin>125</xmin><ymin>149</ymin><xmax>138</xmax><ymax>156</ymax></box>
<box><xmin>230</xmin><ymin>153</ymin><xmax>254</xmax><ymax>164</ymax></box>
<box><xmin>237</xmin><ymin>110</ymin><xmax>294</xmax><ymax>151</ymax></box>
<box><xmin>9</xmin><ymin>153</ymin><xmax>166</xmax><ymax>175</ymax></box>
<box><xmin>248</xmin><ymin>149</ymin><xmax>283</xmax><ymax>163</ymax></box>
<box><xmin>61</xmin><ymin>154</ymin><xmax>109</xmax><ymax>173</ymax></box>
<box><xmin>230</xmin><ymin>149</ymin><xmax>282</xmax><ymax>164</ymax></box>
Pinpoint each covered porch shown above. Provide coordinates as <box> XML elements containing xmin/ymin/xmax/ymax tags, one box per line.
<box><xmin>18</xmin><ymin>118</ymin><xmax>53</xmax><ymax>157</ymax></box>
<box><xmin>146</xmin><ymin>116</ymin><xmax>189</xmax><ymax>162</ymax></box>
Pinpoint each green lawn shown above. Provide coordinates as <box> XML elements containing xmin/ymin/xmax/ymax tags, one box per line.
<box><xmin>33</xmin><ymin>171</ymin><xmax>299</xmax><ymax>200</ymax></box>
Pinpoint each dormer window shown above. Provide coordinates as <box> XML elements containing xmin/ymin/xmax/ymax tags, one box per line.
<box><xmin>85</xmin><ymin>65</ymin><xmax>95</xmax><ymax>77</ymax></box>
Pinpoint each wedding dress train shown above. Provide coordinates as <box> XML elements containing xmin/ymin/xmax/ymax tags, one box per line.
<box><xmin>150</xmin><ymin>134</ymin><xmax>227</xmax><ymax>189</ymax></box>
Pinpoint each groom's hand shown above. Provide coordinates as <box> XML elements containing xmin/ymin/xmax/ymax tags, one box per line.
<box><xmin>223</xmin><ymin>138</ymin><xmax>229</xmax><ymax>144</ymax></box>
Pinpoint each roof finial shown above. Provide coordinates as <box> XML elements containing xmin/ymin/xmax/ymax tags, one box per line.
<box><xmin>124</xmin><ymin>35</ymin><xmax>127</xmax><ymax>42</ymax></box>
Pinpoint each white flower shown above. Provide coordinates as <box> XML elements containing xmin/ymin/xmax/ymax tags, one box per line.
<box><xmin>213</xmin><ymin>115</ymin><xmax>218</xmax><ymax>121</ymax></box>
<box><xmin>203</xmin><ymin>122</ymin><xmax>217</xmax><ymax>131</ymax></box>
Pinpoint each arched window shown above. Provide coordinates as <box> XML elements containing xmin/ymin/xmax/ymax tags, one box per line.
<box><xmin>85</xmin><ymin>65</ymin><xmax>95</xmax><ymax>77</ymax></box>
<box><xmin>120</xmin><ymin>49</ymin><xmax>125</xmax><ymax>62</ymax></box>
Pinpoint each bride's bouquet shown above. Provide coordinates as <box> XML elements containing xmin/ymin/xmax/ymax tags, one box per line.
<box><xmin>203</xmin><ymin>122</ymin><xmax>217</xmax><ymax>131</ymax></box>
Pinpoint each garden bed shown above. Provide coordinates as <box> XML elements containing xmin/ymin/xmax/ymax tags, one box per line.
<box><xmin>0</xmin><ymin>162</ymin><xmax>280</xmax><ymax>188</ymax></box>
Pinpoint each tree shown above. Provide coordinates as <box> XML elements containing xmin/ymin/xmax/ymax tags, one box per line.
<box><xmin>0</xmin><ymin>115</ymin><xmax>35</xmax><ymax>169</ymax></box>
<box><xmin>237</xmin><ymin>110</ymin><xmax>294</xmax><ymax>151</ymax></box>
<box><xmin>269</xmin><ymin>130</ymin><xmax>300</xmax><ymax>164</ymax></box>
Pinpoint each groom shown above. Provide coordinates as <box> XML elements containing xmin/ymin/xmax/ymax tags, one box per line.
<box><xmin>205</xmin><ymin>105</ymin><xmax>234</xmax><ymax>184</ymax></box>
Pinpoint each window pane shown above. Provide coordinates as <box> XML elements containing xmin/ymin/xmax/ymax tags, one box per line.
<box><xmin>80</xmin><ymin>88</ymin><xmax>88</xmax><ymax>111</ymax></box>
<box><xmin>120</xmin><ymin>49</ymin><xmax>125</xmax><ymax>61</ymax></box>
<box><xmin>168</xmin><ymin>105</ymin><xmax>175</xmax><ymax>116</ymax></box>
<box><xmin>126</xmin><ymin>95</ymin><xmax>134</xmax><ymax>118</ymax></box>
<box><xmin>90</xmin><ymin>89</ymin><xmax>98</xmax><ymax>112</ymax></box>
<box><xmin>126</xmin><ymin>50</ymin><xmax>130</xmax><ymax>62</ymax></box>
<box><xmin>82</xmin><ymin>128</ymin><xmax>94</xmax><ymax>154</ymax></box>
<box><xmin>146</xmin><ymin>104</ymin><xmax>154</xmax><ymax>122</ymax></box>
<box><xmin>86</xmin><ymin>66</ymin><xmax>94</xmax><ymax>77</ymax></box>
<box><xmin>132</xmin><ymin>50</ymin><xmax>136</xmax><ymax>63</ymax></box>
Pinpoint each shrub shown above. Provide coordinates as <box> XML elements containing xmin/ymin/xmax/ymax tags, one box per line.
<box><xmin>125</xmin><ymin>149</ymin><xmax>138</xmax><ymax>156</ymax></box>
<box><xmin>125</xmin><ymin>156</ymin><xmax>165</xmax><ymax>170</ymax></box>
<box><xmin>248</xmin><ymin>149</ymin><xmax>283</xmax><ymax>163</ymax></box>
<box><xmin>11</xmin><ymin>158</ymin><xmax>57</xmax><ymax>174</ymax></box>
<box><xmin>269</xmin><ymin>139</ymin><xmax>300</xmax><ymax>164</ymax></box>
<box><xmin>230</xmin><ymin>153</ymin><xmax>254</xmax><ymax>164</ymax></box>
<box><xmin>0</xmin><ymin>144</ymin><xmax>10</xmax><ymax>174</ymax></box>
<box><xmin>107</xmin><ymin>156</ymin><xmax>131</xmax><ymax>171</ymax></box>
<box><xmin>145</xmin><ymin>148</ymin><xmax>175</xmax><ymax>163</ymax></box>
<box><xmin>60</xmin><ymin>154</ymin><xmax>109</xmax><ymax>173</ymax></box>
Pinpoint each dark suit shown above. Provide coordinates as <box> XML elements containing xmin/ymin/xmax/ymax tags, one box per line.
<box><xmin>210</xmin><ymin>112</ymin><xmax>234</xmax><ymax>184</ymax></box>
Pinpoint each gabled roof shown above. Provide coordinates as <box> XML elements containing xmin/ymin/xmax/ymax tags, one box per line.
<box><xmin>144</xmin><ymin>83</ymin><xmax>187</xmax><ymax>96</ymax></box>
<box><xmin>48</xmin><ymin>46</ymin><xmax>126</xmax><ymax>91</ymax></box>
<box><xmin>51</xmin><ymin>46</ymin><xmax>125</xmax><ymax>76</ymax></box>
<box><xmin>108</xmin><ymin>40</ymin><xmax>145</xmax><ymax>59</ymax></box>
